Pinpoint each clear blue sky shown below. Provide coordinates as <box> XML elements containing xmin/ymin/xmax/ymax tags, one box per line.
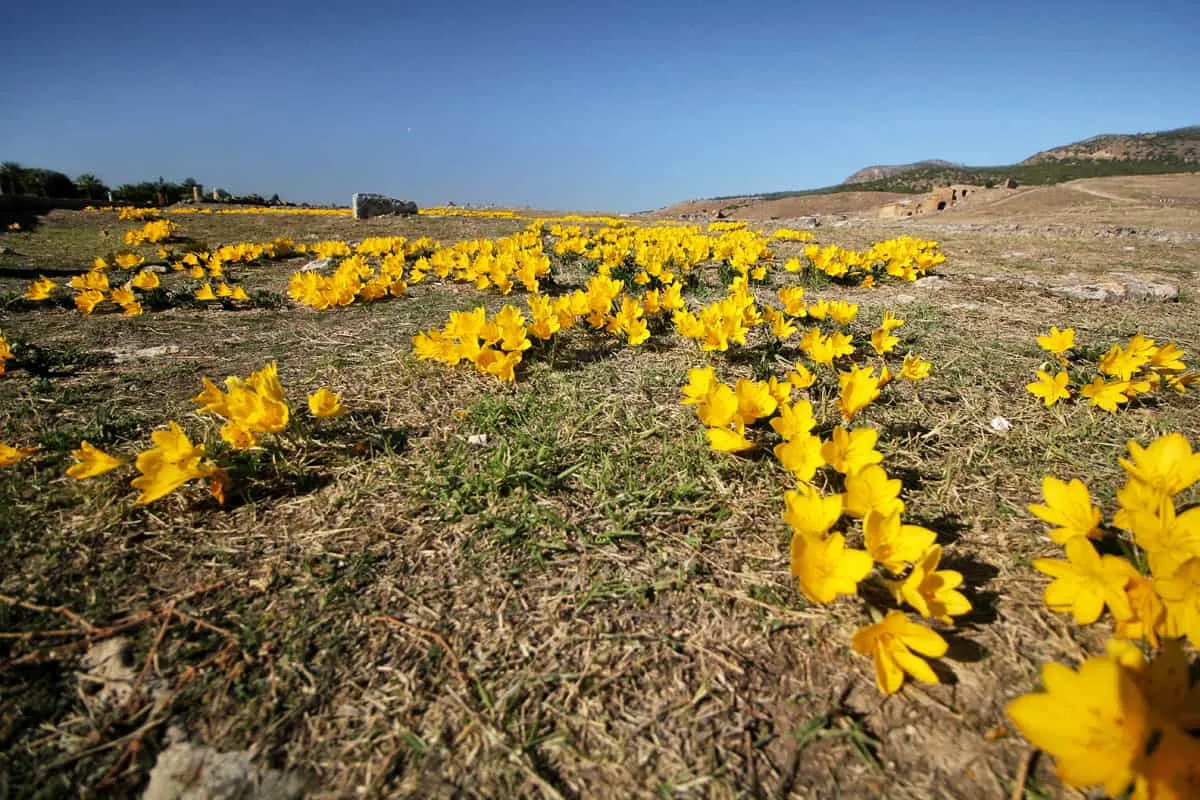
<box><xmin>1</xmin><ymin>0</ymin><xmax>1196</xmax><ymax>211</ymax></box>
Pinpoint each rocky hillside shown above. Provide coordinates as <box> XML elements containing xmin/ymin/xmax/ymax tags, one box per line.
<box><xmin>1023</xmin><ymin>126</ymin><xmax>1200</xmax><ymax>164</ymax></box>
<box><xmin>843</xmin><ymin>160</ymin><xmax>958</xmax><ymax>185</ymax></box>
<box><xmin>816</xmin><ymin>126</ymin><xmax>1200</xmax><ymax>195</ymax></box>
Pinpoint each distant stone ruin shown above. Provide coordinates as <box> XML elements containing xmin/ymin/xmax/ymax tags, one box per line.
<box><xmin>352</xmin><ymin>193</ymin><xmax>418</xmax><ymax>220</ymax></box>
<box><xmin>877</xmin><ymin>182</ymin><xmax>1015</xmax><ymax>219</ymax></box>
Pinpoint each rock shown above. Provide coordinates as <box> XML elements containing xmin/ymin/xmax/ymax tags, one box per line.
<box><xmin>1109</xmin><ymin>273</ymin><xmax>1179</xmax><ymax>302</ymax></box>
<box><xmin>143</xmin><ymin>729</ymin><xmax>305</xmax><ymax>800</ymax></box>
<box><xmin>300</xmin><ymin>257</ymin><xmax>332</xmax><ymax>272</ymax></box>
<box><xmin>1049</xmin><ymin>274</ymin><xmax>1178</xmax><ymax>303</ymax></box>
<box><xmin>1049</xmin><ymin>283</ymin><xmax>1127</xmax><ymax>302</ymax></box>
<box><xmin>913</xmin><ymin>276</ymin><xmax>953</xmax><ymax>290</ymax></box>
<box><xmin>352</xmin><ymin>193</ymin><xmax>418</xmax><ymax>220</ymax></box>
<box><xmin>78</xmin><ymin>637</ymin><xmax>139</xmax><ymax>713</ymax></box>
<box><xmin>1003</xmin><ymin>177</ymin><xmax>1018</xmax><ymax>189</ymax></box>
<box><xmin>891</xmin><ymin>293</ymin><xmax>918</xmax><ymax>305</ymax></box>
<box><xmin>108</xmin><ymin>345</ymin><xmax>181</xmax><ymax>364</ymax></box>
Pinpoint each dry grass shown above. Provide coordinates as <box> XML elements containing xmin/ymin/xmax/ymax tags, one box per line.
<box><xmin>1</xmin><ymin>205</ymin><xmax>1199</xmax><ymax>798</ymax></box>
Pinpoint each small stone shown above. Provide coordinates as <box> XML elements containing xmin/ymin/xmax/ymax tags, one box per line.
<box><xmin>988</xmin><ymin>416</ymin><xmax>1012</xmax><ymax>434</ymax></box>
<box><xmin>913</xmin><ymin>276</ymin><xmax>953</xmax><ymax>290</ymax></box>
<box><xmin>300</xmin><ymin>257</ymin><xmax>332</xmax><ymax>272</ymax></box>
<box><xmin>142</xmin><ymin>736</ymin><xmax>304</xmax><ymax>800</ymax></box>
<box><xmin>891</xmin><ymin>294</ymin><xmax>917</xmax><ymax>305</ymax></box>
<box><xmin>467</xmin><ymin>434</ymin><xmax>489</xmax><ymax>446</ymax></box>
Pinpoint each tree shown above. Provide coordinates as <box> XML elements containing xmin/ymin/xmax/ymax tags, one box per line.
<box><xmin>0</xmin><ymin>162</ymin><xmax>25</xmax><ymax>196</ymax></box>
<box><xmin>25</xmin><ymin>169</ymin><xmax>77</xmax><ymax>198</ymax></box>
<box><xmin>76</xmin><ymin>173</ymin><xmax>108</xmax><ymax>201</ymax></box>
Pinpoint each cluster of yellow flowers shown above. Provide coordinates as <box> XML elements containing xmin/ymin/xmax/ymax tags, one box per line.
<box><xmin>20</xmin><ymin>223</ymin><xmax>298</xmax><ymax>313</ymax></box>
<box><xmin>123</xmin><ymin>218</ymin><xmax>178</xmax><ymax>245</ymax></box>
<box><xmin>289</xmin><ymin>254</ymin><xmax>407</xmax><ymax>309</ymax></box>
<box><xmin>116</xmin><ymin>207</ymin><xmax>162</xmax><ymax>221</ymax></box>
<box><xmin>413</xmin><ymin>273</ymin><xmax>666</xmax><ymax>381</ymax></box>
<box><xmin>418</xmin><ymin>206</ymin><xmax>522</xmax><ymax>219</ymax></box>
<box><xmin>413</xmin><ymin>305</ymin><xmax>531</xmax><ymax>382</ymax></box>
<box><xmin>23</xmin><ymin>263</ymin><xmax>163</xmax><ymax>316</ymax></box>
<box><xmin>289</xmin><ymin>230</ymin><xmax>551</xmax><ymax>310</ymax></box>
<box><xmin>768</xmin><ymin>227</ymin><xmax>817</xmax><ymax>242</ymax></box>
<box><xmin>0</xmin><ymin>362</ymin><xmax>346</xmax><ymax>505</ymax></box>
<box><xmin>1008</xmin><ymin>432</ymin><xmax>1200</xmax><ymax>798</ymax></box>
<box><xmin>681</xmin><ymin>362</ymin><xmax>973</xmax><ymax>694</ymax></box>
<box><xmin>676</xmin><ymin>296</ymin><xmax>959</xmax><ymax>696</ymax></box>
<box><xmin>195</xmin><ymin>361</ymin><xmax>296</xmax><ymax>449</ymax></box>
<box><xmin>1027</xmin><ymin>327</ymin><xmax>1199</xmax><ymax>410</ymax></box>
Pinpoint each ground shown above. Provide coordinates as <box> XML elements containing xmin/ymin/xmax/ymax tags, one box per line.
<box><xmin>1</xmin><ymin>178</ymin><xmax>1199</xmax><ymax>798</ymax></box>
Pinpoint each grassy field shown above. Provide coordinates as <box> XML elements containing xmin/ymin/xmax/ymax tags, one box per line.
<box><xmin>2</xmin><ymin>207</ymin><xmax>1199</xmax><ymax>798</ymax></box>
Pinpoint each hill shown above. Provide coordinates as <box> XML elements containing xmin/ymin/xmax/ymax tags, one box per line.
<box><xmin>1024</xmin><ymin>125</ymin><xmax>1200</xmax><ymax>163</ymax></box>
<box><xmin>842</xmin><ymin>160</ymin><xmax>959</xmax><ymax>185</ymax></box>
<box><xmin>718</xmin><ymin>125</ymin><xmax>1200</xmax><ymax>202</ymax></box>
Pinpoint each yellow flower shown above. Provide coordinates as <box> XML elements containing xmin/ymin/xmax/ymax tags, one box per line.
<box><xmin>863</xmin><ymin>509</ymin><xmax>936</xmax><ymax>574</ymax></box>
<box><xmin>23</xmin><ymin>275</ymin><xmax>56</xmax><ymax>301</ymax></box>
<box><xmin>844</xmin><ymin>464</ymin><xmax>905</xmax><ymax>519</ymax></box>
<box><xmin>785</xmin><ymin>363</ymin><xmax>816</xmax><ymax>389</ymax></box>
<box><xmin>1033</xmin><ymin>536</ymin><xmax>1138</xmax><ymax>624</ymax></box>
<box><xmin>790</xmin><ymin>529</ymin><xmax>872</xmax><ymax>604</ymax></box>
<box><xmin>681</xmin><ymin>366</ymin><xmax>718</xmax><ymax>406</ymax></box>
<box><xmin>1006</xmin><ymin>655</ymin><xmax>1148</xmax><ymax>796</ymax></box>
<box><xmin>880</xmin><ymin>310</ymin><xmax>905</xmax><ymax>331</ymax></box>
<box><xmin>229</xmin><ymin>285</ymin><xmax>251</xmax><ymax>302</ymax></box>
<box><xmin>1156</xmin><ymin>558</ymin><xmax>1200</xmax><ymax>645</ymax></box>
<box><xmin>696</xmin><ymin>382</ymin><xmax>737</xmax><ymax>428</ymax></box>
<box><xmin>836</xmin><ymin>365</ymin><xmax>881</xmax><ymax>422</ymax></box>
<box><xmin>130</xmin><ymin>270</ymin><xmax>160</xmax><ymax>290</ymax></box>
<box><xmin>1124</xmin><ymin>500</ymin><xmax>1200</xmax><ymax>579</ymax></box>
<box><xmin>774</xmin><ymin>433</ymin><xmax>824</xmax><ymax>481</ymax></box>
<box><xmin>70</xmin><ymin>270</ymin><xmax>109</xmax><ymax>292</ymax></box>
<box><xmin>0</xmin><ymin>334</ymin><xmax>12</xmax><ymax>374</ymax></box>
<box><xmin>899</xmin><ymin>353</ymin><xmax>931</xmax><ymax>381</ymax></box>
<box><xmin>777</xmin><ymin>286</ymin><xmax>806</xmax><ymax>316</ymax></box>
<box><xmin>114</xmin><ymin>251</ymin><xmax>144</xmax><ymax>270</ymax></box>
<box><xmin>109</xmin><ymin>286</ymin><xmax>136</xmax><ymax>307</ymax></box>
<box><xmin>1120</xmin><ymin>433</ymin><xmax>1200</xmax><ymax>497</ymax></box>
<box><xmin>851</xmin><ymin>611</ymin><xmax>948</xmax><ymax>695</ymax></box>
<box><xmin>1028</xmin><ymin>476</ymin><xmax>1102</xmax><ymax>543</ymax></box>
<box><xmin>870</xmin><ymin>328</ymin><xmax>899</xmax><ymax>355</ymax></box>
<box><xmin>1081</xmin><ymin>376</ymin><xmax>1131</xmax><ymax>412</ymax></box>
<box><xmin>1036</xmin><ymin>326</ymin><xmax>1075</xmax><ymax>356</ymax></box>
<box><xmin>74</xmin><ymin>289</ymin><xmax>105</xmax><ymax>315</ymax></box>
<box><xmin>307</xmin><ymin>387</ymin><xmax>345</xmax><ymax>418</ymax></box>
<box><xmin>782</xmin><ymin>484</ymin><xmax>844</xmax><ymax>539</ymax></box>
<box><xmin>121</xmin><ymin>300</ymin><xmax>144</xmax><ymax>317</ymax></box>
<box><xmin>1026</xmin><ymin>369</ymin><xmax>1071</xmax><ymax>406</ymax></box>
<box><xmin>66</xmin><ymin>441</ymin><xmax>125</xmax><ymax>479</ymax></box>
<box><xmin>826</xmin><ymin>300</ymin><xmax>858</xmax><ymax>325</ymax></box>
<box><xmin>0</xmin><ymin>442</ymin><xmax>38</xmax><ymax>466</ymax></box>
<box><xmin>732</xmin><ymin>378</ymin><xmax>777</xmax><ymax>426</ymax></box>
<box><xmin>194</xmin><ymin>282</ymin><xmax>217</xmax><ymax>301</ymax></box>
<box><xmin>821</xmin><ymin>426</ymin><xmax>882</xmax><ymax>475</ymax></box>
<box><xmin>1115</xmin><ymin>573</ymin><xmax>1168</xmax><ymax>647</ymax></box>
<box><xmin>894</xmin><ymin>545</ymin><xmax>971</xmax><ymax>623</ymax></box>
<box><xmin>129</xmin><ymin>422</ymin><xmax>210</xmax><ymax>504</ymax></box>
<box><xmin>707</xmin><ymin>427</ymin><xmax>754</xmax><ymax>453</ymax></box>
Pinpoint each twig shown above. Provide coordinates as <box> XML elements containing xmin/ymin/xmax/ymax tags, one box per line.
<box><xmin>1010</xmin><ymin>748</ymin><xmax>1036</xmax><ymax>800</ymax></box>
<box><xmin>0</xmin><ymin>591</ymin><xmax>99</xmax><ymax>632</ymax></box>
<box><xmin>360</xmin><ymin>615</ymin><xmax>468</xmax><ymax>689</ymax></box>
